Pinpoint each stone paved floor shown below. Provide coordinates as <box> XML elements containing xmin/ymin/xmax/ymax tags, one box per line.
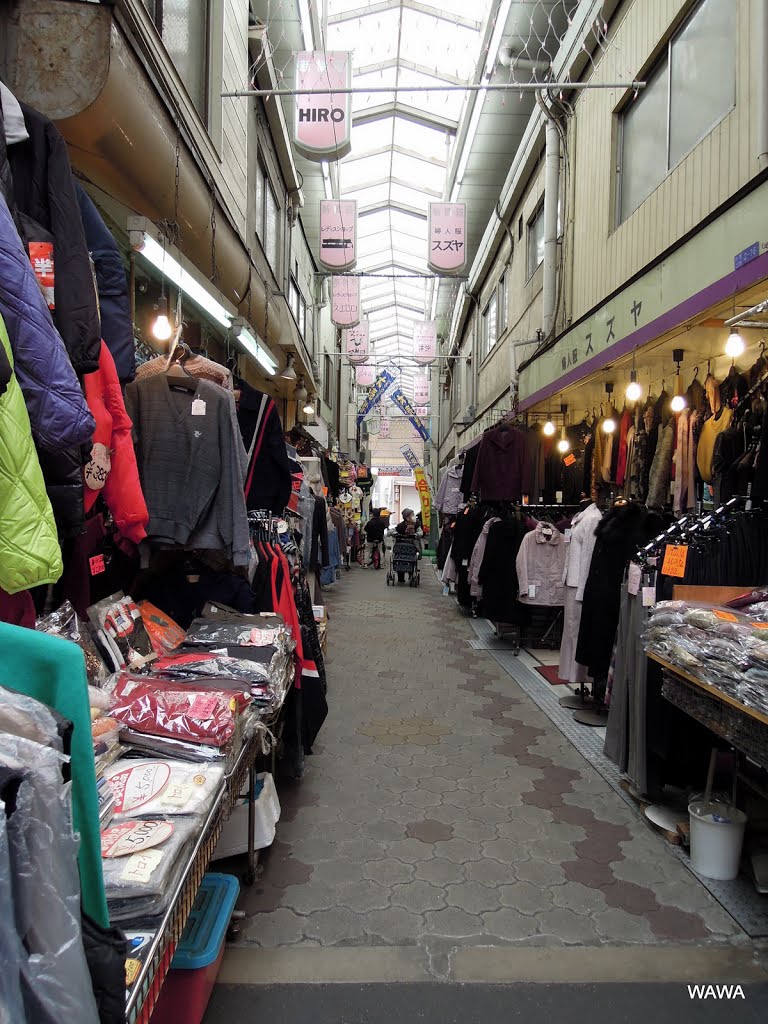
<box><xmin>237</xmin><ymin>563</ymin><xmax>744</xmax><ymax>955</ymax></box>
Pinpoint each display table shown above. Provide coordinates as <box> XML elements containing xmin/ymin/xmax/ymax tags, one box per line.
<box><xmin>651</xmin><ymin>652</ymin><xmax>768</xmax><ymax>772</ymax></box>
<box><xmin>125</xmin><ymin>733</ymin><xmax>262</xmax><ymax>1024</ymax></box>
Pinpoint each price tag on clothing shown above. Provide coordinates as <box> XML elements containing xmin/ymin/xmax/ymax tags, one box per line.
<box><xmin>120</xmin><ymin>848</ymin><xmax>164</xmax><ymax>884</ymax></box>
<box><xmin>555</xmin><ymin>491</ymin><xmax>563</xmax><ymax>504</ymax></box>
<box><xmin>191</xmin><ymin>399</ymin><xmax>206</xmax><ymax>416</ymax></box>
<box><xmin>528</xmin><ymin>584</ymin><xmax>537</xmax><ymax>598</ymax></box>
<box><xmin>627</xmin><ymin>562</ymin><xmax>642</xmax><ymax>596</ymax></box>
<box><xmin>188</xmin><ymin>694</ymin><xmax>218</xmax><ymax>720</ymax></box>
<box><xmin>102</xmin><ymin>820</ymin><xmax>174</xmax><ymax>858</ymax></box>
<box><xmin>462</xmin><ymin>559</ymin><xmax>469</xmax><ymax>567</ymax></box>
<box><xmin>661</xmin><ymin>544</ymin><xmax>688</xmax><ymax>578</ymax></box>
<box><xmin>89</xmin><ymin>554</ymin><xmax>106</xmax><ymax>576</ymax></box>
<box><xmin>563</xmin><ymin>454</ymin><xmax>576</xmax><ymax>467</ymax></box>
<box><xmin>642</xmin><ymin>587</ymin><xmax>656</xmax><ymax>608</ymax></box>
<box><xmin>564</xmin><ymin>529</ymin><xmax>572</xmax><ymax>543</ymax></box>
<box><xmin>107</xmin><ymin>762</ymin><xmax>171</xmax><ymax>814</ymax></box>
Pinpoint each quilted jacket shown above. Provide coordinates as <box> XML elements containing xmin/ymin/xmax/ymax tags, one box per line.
<box><xmin>0</xmin><ymin>313</ymin><xmax>62</xmax><ymax>594</ymax></box>
<box><xmin>0</xmin><ymin>192</ymin><xmax>95</xmax><ymax>452</ymax></box>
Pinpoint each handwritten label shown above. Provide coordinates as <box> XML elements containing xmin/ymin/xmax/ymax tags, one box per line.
<box><xmin>563</xmin><ymin>454</ymin><xmax>576</xmax><ymax>467</ymax></box>
<box><xmin>89</xmin><ymin>554</ymin><xmax>106</xmax><ymax>576</ymax></box>
<box><xmin>642</xmin><ymin>586</ymin><xmax>656</xmax><ymax>608</ymax></box>
<box><xmin>120</xmin><ymin>848</ymin><xmax>164</xmax><ymax>884</ymax></box>
<box><xmin>188</xmin><ymin>694</ymin><xmax>217</xmax><ymax>720</ymax></box>
<box><xmin>661</xmin><ymin>544</ymin><xmax>689</xmax><ymax>578</ymax></box>
<box><xmin>191</xmin><ymin>399</ymin><xmax>206</xmax><ymax>416</ymax></box>
<box><xmin>107</xmin><ymin>762</ymin><xmax>171</xmax><ymax>813</ymax></box>
<box><xmin>102</xmin><ymin>819</ymin><xmax>173</xmax><ymax>858</ymax></box>
<box><xmin>28</xmin><ymin>241</ymin><xmax>55</xmax><ymax>309</ymax></box>
<box><xmin>84</xmin><ymin>442</ymin><xmax>111</xmax><ymax>491</ymax></box>
<box><xmin>627</xmin><ymin>562</ymin><xmax>642</xmax><ymax>596</ymax></box>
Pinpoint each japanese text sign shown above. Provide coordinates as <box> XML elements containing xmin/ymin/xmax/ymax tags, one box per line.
<box><xmin>413</xmin><ymin>321</ymin><xmax>437</xmax><ymax>365</ymax></box>
<box><xmin>331</xmin><ymin>275</ymin><xmax>360</xmax><ymax>327</ymax></box>
<box><xmin>294</xmin><ymin>52</ymin><xmax>352</xmax><ymax>160</ymax></box>
<box><xmin>319</xmin><ymin>200</ymin><xmax>357</xmax><ymax>271</ymax></box>
<box><xmin>661</xmin><ymin>544</ymin><xmax>689</xmax><ymax>578</ymax></box>
<box><xmin>413</xmin><ymin>374</ymin><xmax>431</xmax><ymax>406</ymax></box>
<box><xmin>345</xmin><ymin>321</ymin><xmax>369</xmax><ymax>364</ymax></box>
<box><xmin>428</xmin><ymin>203</ymin><xmax>466</xmax><ymax>274</ymax></box>
<box><xmin>356</xmin><ymin>363</ymin><xmax>375</xmax><ymax>387</ymax></box>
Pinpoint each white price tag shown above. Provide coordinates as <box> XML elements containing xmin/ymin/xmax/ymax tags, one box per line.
<box><xmin>555</xmin><ymin>491</ymin><xmax>563</xmax><ymax>504</ymax></box>
<box><xmin>160</xmin><ymin>784</ymin><xmax>193</xmax><ymax>810</ymax></box>
<box><xmin>642</xmin><ymin>586</ymin><xmax>656</xmax><ymax>608</ymax></box>
<box><xmin>528</xmin><ymin>584</ymin><xmax>536</xmax><ymax>598</ymax></box>
<box><xmin>564</xmin><ymin>529</ymin><xmax>572</xmax><ymax>543</ymax></box>
<box><xmin>462</xmin><ymin>559</ymin><xmax>469</xmax><ymax>567</ymax></box>
<box><xmin>627</xmin><ymin>562</ymin><xmax>642</xmax><ymax>597</ymax></box>
<box><xmin>191</xmin><ymin>399</ymin><xmax>206</xmax><ymax>416</ymax></box>
<box><xmin>120</xmin><ymin>848</ymin><xmax>164</xmax><ymax>884</ymax></box>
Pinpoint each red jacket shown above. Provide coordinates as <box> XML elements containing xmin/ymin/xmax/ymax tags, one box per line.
<box><xmin>82</xmin><ymin>341</ymin><xmax>148</xmax><ymax>544</ymax></box>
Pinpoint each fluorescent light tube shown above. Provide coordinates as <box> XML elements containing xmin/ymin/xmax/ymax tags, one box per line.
<box><xmin>240</xmin><ymin>327</ymin><xmax>277</xmax><ymax>375</ymax></box>
<box><xmin>485</xmin><ymin>0</ymin><xmax>513</xmax><ymax>77</ymax></box>
<box><xmin>138</xmin><ymin>235</ymin><xmax>231</xmax><ymax>328</ymax></box>
<box><xmin>298</xmin><ymin>0</ymin><xmax>314</xmax><ymax>49</ymax></box>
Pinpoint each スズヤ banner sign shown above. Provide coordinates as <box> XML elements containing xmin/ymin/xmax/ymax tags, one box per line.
<box><xmin>294</xmin><ymin>52</ymin><xmax>352</xmax><ymax>160</ymax></box>
<box><xmin>413</xmin><ymin>321</ymin><xmax>437</xmax><ymax>365</ymax></box>
<box><xmin>319</xmin><ymin>200</ymin><xmax>357</xmax><ymax>271</ymax></box>
<box><xmin>331</xmin><ymin>275</ymin><xmax>360</xmax><ymax>327</ymax></box>
<box><xmin>428</xmin><ymin>203</ymin><xmax>466</xmax><ymax>274</ymax></box>
<box><xmin>345</xmin><ymin>321</ymin><xmax>369</xmax><ymax>364</ymax></box>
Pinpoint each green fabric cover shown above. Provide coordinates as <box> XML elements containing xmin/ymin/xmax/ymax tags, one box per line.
<box><xmin>0</xmin><ymin>314</ymin><xmax>62</xmax><ymax>593</ymax></box>
<box><xmin>0</xmin><ymin>622</ymin><xmax>108</xmax><ymax>926</ymax></box>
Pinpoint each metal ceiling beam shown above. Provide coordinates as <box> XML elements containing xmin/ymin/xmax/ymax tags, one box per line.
<box><xmin>353</xmin><ymin>101</ymin><xmax>458</xmax><ymax>132</ymax></box>
<box><xmin>328</xmin><ymin>0</ymin><xmax>399</xmax><ymax>25</ymax></box>
<box><xmin>341</xmin><ymin>143</ymin><xmax>447</xmax><ymax>169</ymax></box>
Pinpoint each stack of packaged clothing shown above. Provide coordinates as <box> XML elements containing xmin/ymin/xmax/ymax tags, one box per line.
<box><xmin>643</xmin><ymin>596</ymin><xmax>768</xmax><ymax>714</ymax></box>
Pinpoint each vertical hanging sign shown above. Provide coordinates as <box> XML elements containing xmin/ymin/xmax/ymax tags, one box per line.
<box><xmin>413</xmin><ymin>373</ymin><xmax>431</xmax><ymax>406</ymax></box>
<box><xmin>344</xmin><ymin>321</ymin><xmax>369</xmax><ymax>364</ymax></box>
<box><xmin>331</xmin><ymin>275</ymin><xmax>360</xmax><ymax>327</ymax></box>
<box><xmin>294</xmin><ymin>52</ymin><xmax>352</xmax><ymax>160</ymax></box>
<box><xmin>356</xmin><ymin>363</ymin><xmax>375</xmax><ymax>387</ymax></box>
<box><xmin>319</xmin><ymin>200</ymin><xmax>357</xmax><ymax>271</ymax></box>
<box><xmin>413</xmin><ymin>321</ymin><xmax>437</xmax><ymax>365</ymax></box>
<box><xmin>428</xmin><ymin>203</ymin><xmax>467</xmax><ymax>274</ymax></box>
<box><xmin>379</xmin><ymin>416</ymin><xmax>391</xmax><ymax>439</ymax></box>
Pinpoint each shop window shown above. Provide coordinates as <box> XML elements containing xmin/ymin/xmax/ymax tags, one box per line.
<box><xmin>255</xmin><ymin>159</ymin><xmax>281</xmax><ymax>274</ymax></box>
<box><xmin>482</xmin><ymin>293</ymin><xmax>498</xmax><ymax>360</ymax></box>
<box><xmin>142</xmin><ymin>0</ymin><xmax>210</xmax><ymax>121</ymax></box>
<box><xmin>498</xmin><ymin>272</ymin><xmax>508</xmax><ymax>334</ymax></box>
<box><xmin>323</xmin><ymin>353</ymin><xmax>333</xmax><ymax>406</ymax></box>
<box><xmin>527</xmin><ymin>204</ymin><xmax>545</xmax><ymax>279</ymax></box>
<box><xmin>618</xmin><ymin>0</ymin><xmax>735</xmax><ymax>223</ymax></box>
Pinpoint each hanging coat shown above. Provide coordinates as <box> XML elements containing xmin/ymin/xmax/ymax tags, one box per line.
<box><xmin>478</xmin><ymin>517</ymin><xmax>529</xmax><ymax>623</ymax></box>
<box><xmin>238</xmin><ymin>381</ymin><xmax>292</xmax><ymax>515</ymax></box>
<box><xmin>516</xmin><ymin>522</ymin><xmax>566</xmax><ymax>606</ymax></box>
<box><xmin>0</xmin><ymin>314</ymin><xmax>62</xmax><ymax>594</ymax></box>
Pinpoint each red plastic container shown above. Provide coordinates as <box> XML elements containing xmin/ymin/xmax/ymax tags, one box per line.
<box><xmin>151</xmin><ymin>873</ymin><xmax>239</xmax><ymax>1024</ymax></box>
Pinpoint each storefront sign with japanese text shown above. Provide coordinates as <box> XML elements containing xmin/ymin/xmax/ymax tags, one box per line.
<box><xmin>413</xmin><ymin>321</ymin><xmax>437</xmax><ymax>365</ymax></box>
<box><xmin>331</xmin><ymin>275</ymin><xmax>360</xmax><ymax>327</ymax></box>
<box><xmin>356</xmin><ymin>363</ymin><xmax>375</xmax><ymax>386</ymax></box>
<box><xmin>319</xmin><ymin>200</ymin><xmax>357</xmax><ymax>271</ymax></box>
<box><xmin>428</xmin><ymin>203</ymin><xmax>467</xmax><ymax>274</ymax></box>
<box><xmin>294</xmin><ymin>52</ymin><xmax>352</xmax><ymax>160</ymax></box>
<box><xmin>413</xmin><ymin>374</ymin><xmax>431</xmax><ymax>406</ymax></box>
<box><xmin>344</xmin><ymin>321</ymin><xmax>369</xmax><ymax>364</ymax></box>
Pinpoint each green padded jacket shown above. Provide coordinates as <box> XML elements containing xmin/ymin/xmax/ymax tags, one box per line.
<box><xmin>0</xmin><ymin>313</ymin><xmax>62</xmax><ymax>594</ymax></box>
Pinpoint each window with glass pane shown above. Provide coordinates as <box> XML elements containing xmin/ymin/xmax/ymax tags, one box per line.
<box><xmin>265</xmin><ymin>178</ymin><xmax>280</xmax><ymax>273</ymax></box>
<box><xmin>451</xmin><ymin>367</ymin><xmax>461</xmax><ymax>417</ymax></box>
<box><xmin>618</xmin><ymin>61</ymin><xmax>668</xmax><ymax>222</ymax></box>
<box><xmin>498</xmin><ymin>272</ymin><xmax>507</xmax><ymax>333</ymax></box>
<box><xmin>254</xmin><ymin>161</ymin><xmax>265</xmax><ymax>241</ymax></box>
<box><xmin>527</xmin><ymin>206</ymin><xmax>545</xmax><ymax>279</ymax></box>
<box><xmin>144</xmin><ymin>0</ymin><xmax>209</xmax><ymax>120</ymax></box>
<box><xmin>669</xmin><ymin>0</ymin><xmax>735</xmax><ymax>167</ymax></box>
<box><xmin>482</xmin><ymin>294</ymin><xmax>497</xmax><ymax>359</ymax></box>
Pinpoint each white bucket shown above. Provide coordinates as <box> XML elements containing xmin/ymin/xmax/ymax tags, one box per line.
<box><xmin>688</xmin><ymin>801</ymin><xmax>747</xmax><ymax>881</ymax></box>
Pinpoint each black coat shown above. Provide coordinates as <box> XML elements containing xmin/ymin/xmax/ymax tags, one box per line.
<box><xmin>575</xmin><ymin>503</ymin><xmax>665</xmax><ymax>679</ymax></box>
<box><xmin>310</xmin><ymin>494</ymin><xmax>329</xmax><ymax>570</ymax></box>
<box><xmin>7</xmin><ymin>103</ymin><xmax>101</xmax><ymax>374</ymax></box>
<box><xmin>237</xmin><ymin>382</ymin><xmax>292</xmax><ymax>515</ymax></box>
<box><xmin>478</xmin><ymin>517</ymin><xmax>529</xmax><ymax>623</ymax></box>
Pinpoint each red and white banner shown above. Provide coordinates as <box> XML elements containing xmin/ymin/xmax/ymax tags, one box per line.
<box><xmin>413</xmin><ymin>321</ymin><xmax>437</xmax><ymax>365</ymax></box>
<box><xmin>355</xmin><ymin>363</ymin><xmax>375</xmax><ymax>387</ymax></box>
<box><xmin>344</xmin><ymin>321</ymin><xmax>369</xmax><ymax>364</ymax></box>
<box><xmin>294</xmin><ymin>52</ymin><xmax>352</xmax><ymax>160</ymax></box>
<box><xmin>331</xmin><ymin>275</ymin><xmax>360</xmax><ymax>327</ymax></box>
<box><xmin>379</xmin><ymin>416</ymin><xmax>390</xmax><ymax>439</ymax></box>
<box><xmin>319</xmin><ymin>200</ymin><xmax>357</xmax><ymax>271</ymax></box>
<box><xmin>413</xmin><ymin>374</ymin><xmax>431</xmax><ymax>406</ymax></box>
<box><xmin>428</xmin><ymin>203</ymin><xmax>467</xmax><ymax>274</ymax></box>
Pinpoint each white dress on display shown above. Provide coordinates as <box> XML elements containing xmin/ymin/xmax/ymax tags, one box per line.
<box><xmin>558</xmin><ymin>503</ymin><xmax>602</xmax><ymax>683</ymax></box>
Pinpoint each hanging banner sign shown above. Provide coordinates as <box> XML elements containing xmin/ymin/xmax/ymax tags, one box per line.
<box><xmin>356</xmin><ymin>363</ymin><xmax>375</xmax><ymax>387</ymax></box>
<box><xmin>390</xmin><ymin>387</ymin><xmax>431</xmax><ymax>442</ymax></box>
<box><xmin>379</xmin><ymin>416</ymin><xmax>390</xmax><ymax>438</ymax></box>
<box><xmin>344</xmin><ymin>321</ymin><xmax>369</xmax><ymax>364</ymax></box>
<box><xmin>428</xmin><ymin>202</ymin><xmax>467</xmax><ymax>274</ymax></box>
<box><xmin>319</xmin><ymin>200</ymin><xmax>357</xmax><ymax>271</ymax></box>
<box><xmin>413</xmin><ymin>374</ymin><xmax>431</xmax><ymax>406</ymax></box>
<box><xmin>357</xmin><ymin>367</ymin><xmax>396</xmax><ymax>426</ymax></box>
<box><xmin>413</xmin><ymin>321</ymin><xmax>437</xmax><ymax>365</ymax></box>
<box><xmin>400</xmin><ymin>445</ymin><xmax>420</xmax><ymax>470</ymax></box>
<box><xmin>294</xmin><ymin>51</ymin><xmax>352</xmax><ymax>160</ymax></box>
<box><xmin>414</xmin><ymin>466</ymin><xmax>432</xmax><ymax>533</ymax></box>
<box><xmin>331</xmin><ymin>275</ymin><xmax>360</xmax><ymax>327</ymax></box>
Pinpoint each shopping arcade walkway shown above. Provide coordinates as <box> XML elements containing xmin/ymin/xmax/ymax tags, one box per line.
<box><xmin>207</xmin><ymin>563</ymin><xmax>767</xmax><ymax>1010</ymax></box>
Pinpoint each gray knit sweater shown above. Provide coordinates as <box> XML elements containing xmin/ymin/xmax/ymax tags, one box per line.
<box><xmin>125</xmin><ymin>375</ymin><xmax>249</xmax><ymax>565</ymax></box>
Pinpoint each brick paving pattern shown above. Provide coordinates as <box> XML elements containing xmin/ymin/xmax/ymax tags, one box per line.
<box><xmin>239</xmin><ymin>565</ymin><xmax>743</xmax><ymax>951</ymax></box>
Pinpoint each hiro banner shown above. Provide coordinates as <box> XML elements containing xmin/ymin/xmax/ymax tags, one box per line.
<box><xmin>390</xmin><ymin>388</ymin><xmax>431</xmax><ymax>442</ymax></box>
<box><xmin>356</xmin><ymin>367</ymin><xmax>397</xmax><ymax>426</ymax></box>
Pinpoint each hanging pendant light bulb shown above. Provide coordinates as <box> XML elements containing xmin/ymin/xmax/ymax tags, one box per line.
<box><xmin>542</xmin><ymin>409</ymin><xmax>556</xmax><ymax>436</ymax></box>
<box><xmin>152</xmin><ymin>295</ymin><xmax>172</xmax><ymax>341</ymax></box>
<box><xmin>602</xmin><ymin>415</ymin><xmax>616</xmax><ymax>434</ymax></box>
<box><xmin>670</xmin><ymin>349</ymin><xmax>687</xmax><ymax>413</ymax></box>
<box><xmin>303</xmin><ymin>394</ymin><xmax>316</xmax><ymax>416</ymax></box>
<box><xmin>625</xmin><ymin>347</ymin><xmax>642</xmax><ymax>402</ymax></box>
<box><xmin>602</xmin><ymin>383</ymin><xmax>616</xmax><ymax>433</ymax></box>
<box><xmin>557</xmin><ymin>403</ymin><xmax>570</xmax><ymax>452</ymax></box>
<box><xmin>725</xmin><ymin>326</ymin><xmax>745</xmax><ymax>359</ymax></box>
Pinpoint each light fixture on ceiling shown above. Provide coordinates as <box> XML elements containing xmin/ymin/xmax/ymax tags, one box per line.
<box><xmin>302</xmin><ymin>393</ymin><xmax>316</xmax><ymax>416</ymax></box>
<box><xmin>542</xmin><ymin>409</ymin><xmax>556</xmax><ymax>436</ymax></box>
<box><xmin>280</xmin><ymin>353</ymin><xmax>298</xmax><ymax>380</ymax></box>
<box><xmin>557</xmin><ymin>403</ymin><xmax>570</xmax><ymax>453</ymax></box>
<box><xmin>294</xmin><ymin>377</ymin><xmax>308</xmax><ymax>404</ymax></box>
<box><xmin>152</xmin><ymin>294</ymin><xmax>172</xmax><ymax>341</ymax></box>
<box><xmin>625</xmin><ymin>347</ymin><xmax>642</xmax><ymax>402</ymax></box>
<box><xmin>670</xmin><ymin>349</ymin><xmax>686</xmax><ymax>413</ymax></box>
<box><xmin>725</xmin><ymin>326</ymin><xmax>745</xmax><ymax>359</ymax></box>
<box><xmin>132</xmin><ymin>230</ymin><xmax>231</xmax><ymax>328</ymax></box>
<box><xmin>298</xmin><ymin>0</ymin><xmax>313</xmax><ymax>49</ymax></box>
<box><xmin>602</xmin><ymin>383</ymin><xmax>616</xmax><ymax>433</ymax></box>
<box><xmin>230</xmin><ymin>317</ymin><xmax>277</xmax><ymax>375</ymax></box>
<box><xmin>485</xmin><ymin>0</ymin><xmax>513</xmax><ymax>77</ymax></box>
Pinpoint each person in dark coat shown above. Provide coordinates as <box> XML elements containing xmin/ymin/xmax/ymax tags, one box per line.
<box><xmin>575</xmin><ymin>501</ymin><xmax>665</xmax><ymax>679</ymax></box>
<box><xmin>237</xmin><ymin>380</ymin><xmax>292</xmax><ymax>515</ymax></box>
<box><xmin>76</xmin><ymin>184</ymin><xmax>135</xmax><ymax>383</ymax></box>
<box><xmin>6</xmin><ymin>101</ymin><xmax>101</xmax><ymax>374</ymax></box>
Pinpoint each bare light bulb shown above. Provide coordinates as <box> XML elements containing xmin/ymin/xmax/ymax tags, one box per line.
<box><xmin>626</xmin><ymin>372</ymin><xmax>642</xmax><ymax>402</ymax></box>
<box><xmin>602</xmin><ymin>417</ymin><xmax>616</xmax><ymax>434</ymax></box>
<box><xmin>725</xmin><ymin>328</ymin><xmax>745</xmax><ymax>359</ymax></box>
<box><xmin>557</xmin><ymin>437</ymin><xmax>570</xmax><ymax>453</ymax></box>
<box><xmin>303</xmin><ymin>401</ymin><xmax>315</xmax><ymax>415</ymax></box>
<box><xmin>670</xmin><ymin>393</ymin><xmax>686</xmax><ymax>413</ymax></box>
<box><xmin>152</xmin><ymin>295</ymin><xmax>173</xmax><ymax>341</ymax></box>
<box><xmin>542</xmin><ymin>420</ymin><xmax>556</xmax><ymax>436</ymax></box>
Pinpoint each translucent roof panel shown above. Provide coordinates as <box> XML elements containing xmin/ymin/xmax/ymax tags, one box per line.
<box><xmin>399</xmin><ymin>10</ymin><xmax>480</xmax><ymax>80</ymax></box>
<box><xmin>390</xmin><ymin>209</ymin><xmax>427</xmax><ymax>237</ymax></box>
<box><xmin>393</xmin><ymin>117</ymin><xmax>453</xmax><ymax>161</ymax></box>
<box><xmin>389</xmin><ymin>182</ymin><xmax>436</xmax><ymax>209</ymax></box>
<box><xmin>340</xmin><ymin>153</ymin><xmax>392</xmax><ymax>190</ymax></box>
<box><xmin>350</xmin><ymin>67</ymin><xmax>398</xmax><ymax>112</ymax></box>
<box><xmin>343</xmin><ymin>182</ymin><xmax>391</xmax><ymax>207</ymax></box>
<box><xmin>391</xmin><ymin>152</ymin><xmax>445</xmax><ymax>192</ymax></box>
<box><xmin>350</xmin><ymin>117</ymin><xmax>395</xmax><ymax>155</ymax></box>
<box><xmin>395</xmin><ymin>67</ymin><xmax>466</xmax><ymax>121</ymax></box>
<box><xmin>327</xmin><ymin>9</ymin><xmax>402</xmax><ymax>66</ymax></box>
<box><xmin>416</xmin><ymin>0</ymin><xmax>482</xmax><ymax>20</ymax></box>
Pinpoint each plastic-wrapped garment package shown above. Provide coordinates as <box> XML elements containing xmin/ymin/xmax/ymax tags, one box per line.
<box><xmin>103</xmin><ymin>815</ymin><xmax>198</xmax><ymax>921</ymax></box>
<box><xmin>106</xmin><ymin>673</ymin><xmax>249</xmax><ymax>747</ymax></box>
<box><xmin>0</xmin><ymin>735</ymin><xmax>99</xmax><ymax>1023</ymax></box>
<box><xmin>0</xmin><ymin>806</ymin><xmax>26</xmax><ymax>1024</ymax></box>
<box><xmin>36</xmin><ymin>599</ymin><xmax>107</xmax><ymax>683</ymax></box>
<box><xmin>103</xmin><ymin>759</ymin><xmax>224</xmax><ymax>819</ymax></box>
<box><xmin>0</xmin><ymin>685</ymin><xmax>62</xmax><ymax>749</ymax></box>
<box><xmin>183</xmin><ymin>619</ymin><xmax>284</xmax><ymax>648</ymax></box>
